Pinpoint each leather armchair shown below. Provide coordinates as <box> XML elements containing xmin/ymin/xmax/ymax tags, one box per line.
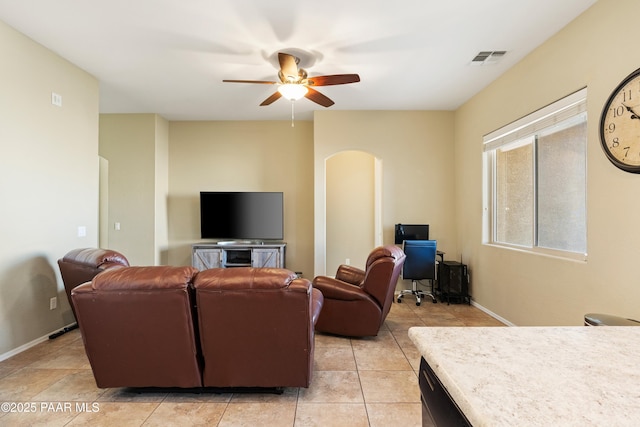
<box><xmin>194</xmin><ymin>267</ymin><xmax>324</xmax><ymax>388</ymax></box>
<box><xmin>313</xmin><ymin>245</ymin><xmax>406</xmax><ymax>337</ymax></box>
<box><xmin>72</xmin><ymin>266</ymin><xmax>203</xmax><ymax>388</ymax></box>
<box><xmin>57</xmin><ymin>248</ymin><xmax>130</xmax><ymax>321</ymax></box>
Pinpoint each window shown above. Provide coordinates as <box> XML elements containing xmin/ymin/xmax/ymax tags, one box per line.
<box><xmin>483</xmin><ymin>89</ymin><xmax>587</xmax><ymax>259</ymax></box>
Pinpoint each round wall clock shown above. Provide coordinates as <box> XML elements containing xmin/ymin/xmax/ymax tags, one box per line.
<box><xmin>600</xmin><ymin>67</ymin><xmax>640</xmax><ymax>173</ymax></box>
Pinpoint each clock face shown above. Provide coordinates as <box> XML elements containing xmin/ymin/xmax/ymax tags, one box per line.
<box><xmin>600</xmin><ymin>68</ymin><xmax>640</xmax><ymax>173</ymax></box>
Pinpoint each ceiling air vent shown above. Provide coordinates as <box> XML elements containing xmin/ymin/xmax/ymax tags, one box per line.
<box><xmin>471</xmin><ymin>50</ymin><xmax>507</xmax><ymax>65</ymax></box>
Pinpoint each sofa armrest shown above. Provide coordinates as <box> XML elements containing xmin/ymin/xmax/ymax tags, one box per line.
<box><xmin>70</xmin><ymin>282</ymin><xmax>93</xmax><ymax>295</ymax></box>
<box><xmin>335</xmin><ymin>264</ymin><xmax>365</xmax><ymax>286</ymax></box>
<box><xmin>311</xmin><ymin>288</ymin><xmax>324</xmax><ymax>326</ymax></box>
<box><xmin>312</xmin><ymin>276</ymin><xmax>370</xmax><ymax>301</ymax></box>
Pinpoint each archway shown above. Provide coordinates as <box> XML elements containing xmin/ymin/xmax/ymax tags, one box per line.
<box><xmin>321</xmin><ymin>150</ymin><xmax>382</xmax><ymax>275</ymax></box>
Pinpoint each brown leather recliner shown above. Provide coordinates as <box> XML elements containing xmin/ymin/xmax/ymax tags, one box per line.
<box><xmin>72</xmin><ymin>266</ymin><xmax>203</xmax><ymax>388</ymax></box>
<box><xmin>57</xmin><ymin>248</ymin><xmax>130</xmax><ymax>321</ymax></box>
<box><xmin>312</xmin><ymin>245</ymin><xmax>406</xmax><ymax>337</ymax></box>
<box><xmin>194</xmin><ymin>267</ymin><xmax>324</xmax><ymax>388</ymax></box>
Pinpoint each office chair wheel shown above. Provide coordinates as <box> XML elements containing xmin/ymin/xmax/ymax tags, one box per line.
<box><xmin>416</xmin><ymin>301</ymin><xmax>421</xmax><ymax>306</ymax></box>
<box><xmin>397</xmin><ymin>297</ymin><xmax>402</xmax><ymax>303</ymax></box>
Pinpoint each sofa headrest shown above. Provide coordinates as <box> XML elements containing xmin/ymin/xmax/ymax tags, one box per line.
<box><xmin>61</xmin><ymin>248</ymin><xmax>130</xmax><ymax>268</ymax></box>
<box><xmin>194</xmin><ymin>267</ymin><xmax>298</xmax><ymax>291</ymax></box>
<box><xmin>92</xmin><ymin>266</ymin><xmax>198</xmax><ymax>291</ymax></box>
<box><xmin>366</xmin><ymin>245</ymin><xmax>406</xmax><ymax>269</ymax></box>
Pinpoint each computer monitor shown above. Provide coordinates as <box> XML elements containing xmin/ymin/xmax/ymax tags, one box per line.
<box><xmin>394</xmin><ymin>224</ymin><xmax>429</xmax><ymax>244</ymax></box>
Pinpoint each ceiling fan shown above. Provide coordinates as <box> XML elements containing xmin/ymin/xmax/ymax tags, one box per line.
<box><xmin>223</xmin><ymin>52</ymin><xmax>360</xmax><ymax>107</ymax></box>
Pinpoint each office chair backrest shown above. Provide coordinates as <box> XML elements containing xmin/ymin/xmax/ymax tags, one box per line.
<box><xmin>402</xmin><ymin>240</ymin><xmax>437</xmax><ymax>280</ymax></box>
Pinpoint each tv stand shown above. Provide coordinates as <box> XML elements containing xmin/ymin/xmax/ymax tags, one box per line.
<box><xmin>192</xmin><ymin>242</ymin><xmax>286</xmax><ymax>270</ymax></box>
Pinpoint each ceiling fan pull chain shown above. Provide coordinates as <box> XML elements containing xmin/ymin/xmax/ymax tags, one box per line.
<box><xmin>291</xmin><ymin>100</ymin><xmax>295</xmax><ymax>127</ymax></box>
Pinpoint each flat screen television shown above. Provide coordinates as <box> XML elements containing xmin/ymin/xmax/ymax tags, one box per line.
<box><xmin>200</xmin><ymin>191</ymin><xmax>284</xmax><ymax>241</ymax></box>
<box><xmin>394</xmin><ymin>224</ymin><xmax>429</xmax><ymax>244</ymax></box>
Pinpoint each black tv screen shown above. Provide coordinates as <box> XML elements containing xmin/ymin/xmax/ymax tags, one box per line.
<box><xmin>394</xmin><ymin>224</ymin><xmax>429</xmax><ymax>244</ymax></box>
<box><xmin>200</xmin><ymin>192</ymin><xmax>284</xmax><ymax>241</ymax></box>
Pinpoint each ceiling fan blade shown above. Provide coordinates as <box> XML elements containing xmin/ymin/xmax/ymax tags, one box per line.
<box><xmin>260</xmin><ymin>91</ymin><xmax>282</xmax><ymax>106</ymax></box>
<box><xmin>305</xmin><ymin>87</ymin><xmax>334</xmax><ymax>107</ymax></box>
<box><xmin>223</xmin><ymin>79</ymin><xmax>277</xmax><ymax>84</ymax></box>
<box><xmin>307</xmin><ymin>74</ymin><xmax>361</xmax><ymax>86</ymax></box>
<box><xmin>278</xmin><ymin>52</ymin><xmax>299</xmax><ymax>81</ymax></box>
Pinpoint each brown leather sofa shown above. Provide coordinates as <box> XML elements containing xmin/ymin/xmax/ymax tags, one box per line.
<box><xmin>72</xmin><ymin>266</ymin><xmax>202</xmax><ymax>388</ymax></box>
<box><xmin>72</xmin><ymin>265</ymin><xmax>323</xmax><ymax>389</ymax></box>
<box><xmin>57</xmin><ymin>248</ymin><xmax>130</xmax><ymax>321</ymax></box>
<box><xmin>312</xmin><ymin>245</ymin><xmax>406</xmax><ymax>337</ymax></box>
<box><xmin>194</xmin><ymin>268</ymin><xmax>324</xmax><ymax>388</ymax></box>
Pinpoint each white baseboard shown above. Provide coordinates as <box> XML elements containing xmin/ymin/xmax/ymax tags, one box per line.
<box><xmin>470</xmin><ymin>300</ymin><xmax>516</xmax><ymax>326</ymax></box>
<box><xmin>0</xmin><ymin>322</ymin><xmax>77</xmax><ymax>362</ymax></box>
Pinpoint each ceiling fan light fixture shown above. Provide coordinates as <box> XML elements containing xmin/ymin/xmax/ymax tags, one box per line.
<box><xmin>278</xmin><ymin>83</ymin><xmax>308</xmax><ymax>101</ymax></box>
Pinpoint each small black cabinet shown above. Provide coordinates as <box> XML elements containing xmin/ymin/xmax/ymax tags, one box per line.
<box><xmin>437</xmin><ymin>261</ymin><xmax>470</xmax><ymax>305</ymax></box>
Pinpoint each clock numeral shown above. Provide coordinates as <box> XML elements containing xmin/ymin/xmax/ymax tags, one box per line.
<box><xmin>623</xmin><ymin>146</ymin><xmax>631</xmax><ymax>158</ymax></box>
<box><xmin>612</xmin><ymin>105</ymin><xmax>625</xmax><ymax>117</ymax></box>
<box><xmin>607</xmin><ymin>123</ymin><xmax>616</xmax><ymax>133</ymax></box>
<box><xmin>623</xmin><ymin>89</ymin><xmax>633</xmax><ymax>102</ymax></box>
<box><xmin>612</xmin><ymin>137</ymin><xmax>620</xmax><ymax>148</ymax></box>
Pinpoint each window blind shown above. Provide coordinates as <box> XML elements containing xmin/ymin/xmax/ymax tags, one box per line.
<box><xmin>483</xmin><ymin>87</ymin><xmax>587</xmax><ymax>152</ymax></box>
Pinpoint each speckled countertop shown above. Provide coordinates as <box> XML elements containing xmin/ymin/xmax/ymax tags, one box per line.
<box><xmin>409</xmin><ymin>326</ymin><xmax>640</xmax><ymax>426</ymax></box>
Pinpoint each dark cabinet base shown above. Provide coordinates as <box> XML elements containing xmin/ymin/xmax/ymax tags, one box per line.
<box><xmin>419</xmin><ymin>357</ymin><xmax>471</xmax><ymax>427</ymax></box>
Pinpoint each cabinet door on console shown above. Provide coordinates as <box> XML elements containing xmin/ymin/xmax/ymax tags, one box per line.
<box><xmin>252</xmin><ymin>248</ymin><xmax>281</xmax><ymax>268</ymax></box>
<box><xmin>193</xmin><ymin>249</ymin><xmax>223</xmax><ymax>270</ymax></box>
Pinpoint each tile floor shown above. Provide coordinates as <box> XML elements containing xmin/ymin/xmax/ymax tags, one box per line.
<box><xmin>0</xmin><ymin>299</ymin><xmax>504</xmax><ymax>426</ymax></box>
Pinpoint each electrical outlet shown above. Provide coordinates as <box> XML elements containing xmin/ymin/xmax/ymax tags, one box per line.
<box><xmin>49</xmin><ymin>297</ymin><xmax>57</xmax><ymax>310</ymax></box>
<box><xmin>345</xmin><ymin>258</ymin><xmax>351</xmax><ymax>265</ymax></box>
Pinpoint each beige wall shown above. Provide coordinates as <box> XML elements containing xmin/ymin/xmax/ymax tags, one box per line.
<box><xmin>111</xmin><ymin>112</ymin><xmax>454</xmax><ymax>285</ymax></box>
<box><xmin>99</xmin><ymin>114</ymin><xmax>169</xmax><ymax>266</ymax></box>
<box><xmin>455</xmin><ymin>0</ymin><xmax>640</xmax><ymax>325</ymax></box>
<box><xmin>167</xmin><ymin>121</ymin><xmax>315</xmax><ymax>277</ymax></box>
<box><xmin>314</xmin><ymin>110</ymin><xmax>457</xmax><ymax>278</ymax></box>
<box><xmin>0</xmin><ymin>21</ymin><xmax>99</xmax><ymax>355</ymax></box>
<box><xmin>326</xmin><ymin>151</ymin><xmax>376</xmax><ymax>273</ymax></box>
<box><xmin>155</xmin><ymin>111</ymin><xmax>455</xmax><ymax>286</ymax></box>
<box><xmin>155</xmin><ymin>117</ymin><xmax>169</xmax><ymax>265</ymax></box>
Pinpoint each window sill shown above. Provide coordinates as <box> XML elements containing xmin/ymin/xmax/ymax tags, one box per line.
<box><xmin>483</xmin><ymin>242</ymin><xmax>587</xmax><ymax>263</ymax></box>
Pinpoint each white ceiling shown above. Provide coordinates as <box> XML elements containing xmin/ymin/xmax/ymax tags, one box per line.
<box><xmin>0</xmin><ymin>0</ymin><xmax>597</xmax><ymax>121</ymax></box>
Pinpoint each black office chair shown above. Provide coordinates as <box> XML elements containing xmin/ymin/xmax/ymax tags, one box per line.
<box><xmin>397</xmin><ymin>240</ymin><xmax>437</xmax><ymax>306</ymax></box>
